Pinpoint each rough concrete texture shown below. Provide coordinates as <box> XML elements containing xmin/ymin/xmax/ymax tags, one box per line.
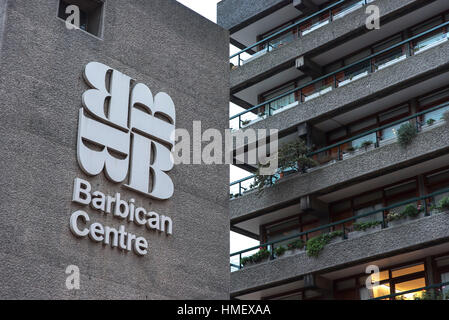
<box><xmin>217</xmin><ymin>0</ymin><xmax>289</xmax><ymax>32</ymax></box>
<box><xmin>245</xmin><ymin>38</ymin><xmax>449</xmax><ymax>134</ymax></box>
<box><xmin>0</xmin><ymin>0</ymin><xmax>229</xmax><ymax>299</ymax></box>
<box><xmin>230</xmin><ymin>0</ymin><xmax>424</xmax><ymax>91</ymax></box>
<box><xmin>230</xmin><ymin>124</ymin><xmax>449</xmax><ymax>221</ymax></box>
<box><xmin>231</xmin><ymin>212</ymin><xmax>449</xmax><ymax>296</ymax></box>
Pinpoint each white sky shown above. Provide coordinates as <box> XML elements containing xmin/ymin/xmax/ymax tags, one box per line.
<box><xmin>176</xmin><ymin>0</ymin><xmax>259</xmax><ymax>253</ymax></box>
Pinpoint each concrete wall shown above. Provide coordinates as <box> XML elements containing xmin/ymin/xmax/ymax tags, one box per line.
<box><xmin>217</xmin><ymin>0</ymin><xmax>290</xmax><ymax>32</ymax></box>
<box><xmin>0</xmin><ymin>0</ymin><xmax>229</xmax><ymax>299</ymax></box>
<box><xmin>230</xmin><ymin>124</ymin><xmax>449</xmax><ymax>221</ymax></box>
<box><xmin>231</xmin><ymin>212</ymin><xmax>449</xmax><ymax>296</ymax></box>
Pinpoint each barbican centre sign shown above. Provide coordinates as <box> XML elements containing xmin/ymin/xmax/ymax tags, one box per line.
<box><xmin>70</xmin><ymin>62</ymin><xmax>176</xmax><ymax>256</ymax></box>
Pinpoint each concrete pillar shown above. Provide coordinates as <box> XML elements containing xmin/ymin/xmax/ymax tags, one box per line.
<box><xmin>297</xmin><ymin>122</ymin><xmax>311</xmax><ymax>148</ymax></box>
<box><xmin>304</xmin><ymin>274</ymin><xmax>333</xmax><ymax>299</ymax></box>
<box><xmin>425</xmin><ymin>256</ymin><xmax>436</xmax><ymax>286</ymax></box>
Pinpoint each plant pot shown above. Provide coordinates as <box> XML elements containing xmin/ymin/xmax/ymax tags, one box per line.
<box><xmin>343</xmin><ymin>152</ymin><xmax>356</xmax><ymax>160</ymax></box>
<box><xmin>422</xmin><ymin>120</ymin><xmax>445</xmax><ymax>132</ymax></box>
<box><xmin>283</xmin><ymin>248</ymin><xmax>305</xmax><ymax>257</ymax></box>
<box><xmin>388</xmin><ymin>212</ymin><xmax>425</xmax><ymax>227</ymax></box>
<box><xmin>242</xmin><ymin>257</ymin><xmax>270</xmax><ymax>268</ymax></box>
<box><xmin>348</xmin><ymin>224</ymin><xmax>382</xmax><ymax>239</ymax></box>
<box><xmin>431</xmin><ymin>209</ymin><xmax>442</xmax><ymax>215</ymax></box>
<box><xmin>329</xmin><ymin>236</ymin><xmax>344</xmax><ymax>245</ymax></box>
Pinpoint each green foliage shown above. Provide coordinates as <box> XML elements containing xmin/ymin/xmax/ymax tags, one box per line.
<box><xmin>253</xmin><ymin>164</ymin><xmax>276</xmax><ymax>195</ymax></box>
<box><xmin>397</xmin><ymin>122</ymin><xmax>417</xmax><ymax>148</ymax></box>
<box><xmin>306</xmin><ymin>231</ymin><xmax>343</xmax><ymax>257</ymax></box>
<box><xmin>402</xmin><ymin>204</ymin><xmax>420</xmax><ymax>218</ymax></box>
<box><xmin>414</xmin><ymin>289</ymin><xmax>449</xmax><ymax>300</ymax></box>
<box><xmin>387</xmin><ymin>204</ymin><xmax>421</xmax><ymax>222</ymax></box>
<box><xmin>287</xmin><ymin>239</ymin><xmax>305</xmax><ymax>251</ymax></box>
<box><xmin>361</xmin><ymin>140</ymin><xmax>373</xmax><ymax>149</ymax></box>
<box><xmin>439</xmin><ymin>196</ymin><xmax>449</xmax><ymax>210</ymax></box>
<box><xmin>277</xmin><ymin>138</ymin><xmax>317</xmax><ymax>173</ymax></box>
<box><xmin>430</xmin><ymin>203</ymin><xmax>439</xmax><ymax>212</ymax></box>
<box><xmin>241</xmin><ymin>119</ymin><xmax>251</xmax><ymax>126</ymax></box>
<box><xmin>241</xmin><ymin>248</ymin><xmax>271</xmax><ymax>266</ymax></box>
<box><xmin>353</xmin><ymin>221</ymin><xmax>382</xmax><ymax>232</ymax></box>
<box><xmin>253</xmin><ymin>138</ymin><xmax>316</xmax><ymax>195</ymax></box>
<box><xmin>426</xmin><ymin>118</ymin><xmax>436</xmax><ymax>126</ymax></box>
<box><xmin>386</xmin><ymin>211</ymin><xmax>404</xmax><ymax>222</ymax></box>
<box><xmin>274</xmin><ymin>246</ymin><xmax>286</xmax><ymax>257</ymax></box>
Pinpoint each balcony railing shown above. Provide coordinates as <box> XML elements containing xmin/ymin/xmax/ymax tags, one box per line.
<box><xmin>230</xmin><ymin>100</ymin><xmax>449</xmax><ymax>197</ymax></box>
<box><xmin>370</xmin><ymin>281</ymin><xmax>449</xmax><ymax>300</ymax></box>
<box><xmin>230</xmin><ymin>187</ymin><xmax>449</xmax><ymax>271</ymax></box>
<box><xmin>230</xmin><ymin>0</ymin><xmax>371</xmax><ymax>67</ymax></box>
<box><xmin>230</xmin><ymin>20</ymin><xmax>449</xmax><ymax>130</ymax></box>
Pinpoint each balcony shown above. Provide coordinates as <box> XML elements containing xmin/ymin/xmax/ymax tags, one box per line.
<box><xmin>230</xmin><ymin>0</ymin><xmax>372</xmax><ymax>67</ymax></box>
<box><xmin>231</xmin><ymin>187</ymin><xmax>449</xmax><ymax>270</ymax></box>
<box><xmin>229</xmin><ymin>0</ymin><xmax>437</xmax><ymax>93</ymax></box>
<box><xmin>230</xmin><ymin>206</ymin><xmax>449</xmax><ymax>297</ymax></box>
<box><xmin>230</xmin><ymin>120</ymin><xmax>449</xmax><ymax>223</ymax></box>
<box><xmin>231</xmin><ymin>100</ymin><xmax>449</xmax><ymax>198</ymax></box>
<box><xmin>230</xmin><ymin>20</ymin><xmax>449</xmax><ymax>131</ymax></box>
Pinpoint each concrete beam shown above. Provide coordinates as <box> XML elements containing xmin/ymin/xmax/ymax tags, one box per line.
<box><xmin>296</xmin><ymin>56</ymin><xmax>323</xmax><ymax>79</ymax></box>
<box><xmin>293</xmin><ymin>0</ymin><xmax>318</xmax><ymax>14</ymax></box>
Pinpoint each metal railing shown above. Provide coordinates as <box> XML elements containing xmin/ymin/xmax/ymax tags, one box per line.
<box><xmin>370</xmin><ymin>281</ymin><xmax>449</xmax><ymax>300</ymax></box>
<box><xmin>230</xmin><ymin>20</ymin><xmax>449</xmax><ymax>130</ymax></box>
<box><xmin>230</xmin><ymin>187</ymin><xmax>449</xmax><ymax>270</ymax></box>
<box><xmin>230</xmin><ymin>100</ymin><xmax>449</xmax><ymax>196</ymax></box>
<box><xmin>230</xmin><ymin>0</ymin><xmax>367</xmax><ymax>67</ymax></box>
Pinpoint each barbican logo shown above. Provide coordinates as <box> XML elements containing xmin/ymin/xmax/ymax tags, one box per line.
<box><xmin>77</xmin><ymin>62</ymin><xmax>176</xmax><ymax>200</ymax></box>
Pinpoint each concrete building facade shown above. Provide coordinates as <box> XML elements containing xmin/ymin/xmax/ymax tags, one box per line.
<box><xmin>221</xmin><ymin>0</ymin><xmax>449</xmax><ymax>300</ymax></box>
<box><xmin>0</xmin><ymin>0</ymin><xmax>229</xmax><ymax>299</ymax></box>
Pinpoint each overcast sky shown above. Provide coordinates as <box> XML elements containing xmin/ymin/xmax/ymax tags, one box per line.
<box><xmin>176</xmin><ymin>0</ymin><xmax>259</xmax><ymax>254</ymax></box>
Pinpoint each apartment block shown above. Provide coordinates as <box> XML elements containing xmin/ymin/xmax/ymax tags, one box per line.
<box><xmin>220</xmin><ymin>0</ymin><xmax>449</xmax><ymax>300</ymax></box>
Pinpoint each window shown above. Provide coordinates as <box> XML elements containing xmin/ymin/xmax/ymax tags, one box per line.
<box><xmin>262</xmin><ymin>83</ymin><xmax>296</xmax><ymax>113</ymax></box>
<box><xmin>58</xmin><ymin>0</ymin><xmax>104</xmax><ymax>37</ymax></box>
<box><xmin>342</xmin><ymin>262</ymin><xmax>427</xmax><ymax>300</ymax></box>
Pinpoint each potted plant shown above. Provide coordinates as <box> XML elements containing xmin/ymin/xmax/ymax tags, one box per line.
<box><xmin>241</xmin><ymin>119</ymin><xmax>251</xmax><ymax>127</ymax></box>
<box><xmin>252</xmin><ymin>138</ymin><xmax>316</xmax><ymax>195</ymax></box>
<box><xmin>257</xmin><ymin>112</ymin><xmax>266</xmax><ymax>119</ymax></box>
<box><xmin>306</xmin><ymin>230</ymin><xmax>344</xmax><ymax>257</ymax></box>
<box><xmin>397</xmin><ymin>122</ymin><xmax>417</xmax><ymax>148</ymax></box>
<box><xmin>241</xmin><ymin>248</ymin><xmax>271</xmax><ymax>267</ymax></box>
<box><xmin>284</xmin><ymin>239</ymin><xmax>305</xmax><ymax>256</ymax></box>
<box><xmin>348</xmin><ymin>221</ymin><xmax>382</xmax><ymax>239</ymax></box>
<box><xmin>439</xmin><ymin>196</ymin><xmax>449</xmax><ymax>212</ymax></box>
<box><xmin>361</xmin><ymin>140</ymin><xmax>374</xmax><ymax>151</ymax></box>
<box><xmin>343</xmin><ymin>146</ymin><xmax>357</xmax><ymax>160</ymax></box>
<box><xmin>387</xmin><ymin>204</ymin><xmax>424</xmax><ymax>227</ymax></box>
<box><xmin>274</xmin><ymin>246</ymin><xmax>286</xmax><ymax>258</ymax></box>
<box><xmin>430</xmin><ymin>203</ymin><xmax>441</xmax><ymax>215</ymax></box>
<box><xmin>426</xmin><ymin>118</ymin><xmax>436</xmax><ymax>126</ymax></box>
